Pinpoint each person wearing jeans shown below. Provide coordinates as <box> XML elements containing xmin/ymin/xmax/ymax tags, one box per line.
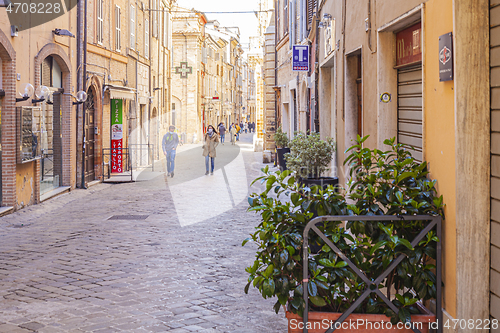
<box><xmin>162</xmin><ymin>125</ymin><xmax>179</xmax><ymax>177</ymax></box>
<box><xmin>218</xmin><ymin>122</ymin><xmax>226</xmax><ymax>144</ymax></box>
<box><xmin>202</xmin><ymin>125</ymin><xmax>219</xmax><ymax>175</ymax></box>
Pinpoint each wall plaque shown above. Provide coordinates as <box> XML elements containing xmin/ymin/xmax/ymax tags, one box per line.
<box><xmin>439</xmin><ymin>32</ymin><xmax>453</xmax><ymax>82</ymax></box>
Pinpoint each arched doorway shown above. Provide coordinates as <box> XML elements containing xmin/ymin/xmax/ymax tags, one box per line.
<box><xmin>84</xmin><ymin>87</ymin><xmax>96</xmax><ymax>183</ymax></box>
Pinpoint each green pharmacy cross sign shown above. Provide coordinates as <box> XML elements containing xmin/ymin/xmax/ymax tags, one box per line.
<box><xmin>175</xmin><ymin>62</ymin><xmax>192</xmax><ymax>78</ymax></box>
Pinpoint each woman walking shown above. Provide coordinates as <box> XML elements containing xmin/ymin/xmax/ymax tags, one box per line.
<box><xmin>203</xmin><ymin>125</ymin><xmax>219</xmax><ymax>175</ymax></box>
<box><xmin>229</xmin><ymin>123</ymin><xmax>237</xmax><ymax>145</ymax></box>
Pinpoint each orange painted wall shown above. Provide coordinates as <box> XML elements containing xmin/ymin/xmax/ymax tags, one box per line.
<box><xmin>423</xmin><ymin>0</ymin><xmax>457</xmax><ymax>318</ymax></box>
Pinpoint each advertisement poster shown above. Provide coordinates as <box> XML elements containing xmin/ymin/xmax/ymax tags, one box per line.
<box><xmin>111</xmin><ymin>99</ymin><xmax>123</xmax><ymax>173</ymax></box>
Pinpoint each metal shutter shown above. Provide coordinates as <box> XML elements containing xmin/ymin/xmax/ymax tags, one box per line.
<box><xmin>397</xmin><ymin>64</ymin><xmax>423</xmax><ymax>161</ymax></box>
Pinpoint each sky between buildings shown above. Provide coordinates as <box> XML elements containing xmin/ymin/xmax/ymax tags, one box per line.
<box><xmin>176</xmin><ymin>0</ymin><xmax>260</xmax><ymax>48</ymax></box>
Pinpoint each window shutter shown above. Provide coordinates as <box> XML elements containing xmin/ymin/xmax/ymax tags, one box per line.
<box><xmin>145</xmin><ymin>19</ymin><xmax>149</xmax><ymax>58</ymax></box>
<box><xmin>130</xmin><ymin>5</ymin><xmax>135</xmax><ymax>49</ymax></box>
<box><xmin>163</xmin><ymin>9</ymin><xmax>167</xmax><ymax>46</ymax></box>
<box><xmin>307</xmin><ymin>0</ymin><xmax>316</xmax><ymax>31</ymax></box>
<box><xmin>115</xmin><ymin>6</ymin><xmax>121</xmax><ymax>51</ymax></box>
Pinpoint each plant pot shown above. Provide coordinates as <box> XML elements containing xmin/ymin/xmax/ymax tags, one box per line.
<box><xmin>286</xmin><ymin>304</ymin><xmax>436</xmax><ymax>333</ymax></box>
<box><xmin>299</xmin><ymin>177</ymin><xmax>339</xmax><ymax>189</ymax></box>
<box><xmin>276</xmin><ymin>147</ymin><xmax>290</xmax><ymax>171</ymax></box>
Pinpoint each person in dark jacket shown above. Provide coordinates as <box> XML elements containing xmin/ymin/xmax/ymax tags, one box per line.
<box><xmin>162</xmin><ymin>125</ymin><xmax>179</xmax><ymax>177</ymax></box>
<box><xmin>218</xmin><ymin>122</ymin><xmax>226</xmax><ymax>145</ymax></box>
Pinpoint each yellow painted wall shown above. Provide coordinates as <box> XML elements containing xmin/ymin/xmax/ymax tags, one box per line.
<box><xmin>16</xmin><ymin>162</ymin><xmax>35</xmax><ymax>208</ymax></box>
<box><xmin>424</xmin><ymin>0</ymin><xmax>457</xmax><ymax>318</ymax></box>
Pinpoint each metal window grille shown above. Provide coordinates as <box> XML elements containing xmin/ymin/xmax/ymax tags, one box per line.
<box><xmin>145</xmin><ymin>19</ymin><xmax>149</xmax><ymax>59</ymax></box>
<box><xmin>130</xmin><ymin>5</ymin><xmax>135</xmax><ymax>49</ymax></box>
<box><xmin>97</xmin><ymin>0</ymin><xmax>103</xmax><ymax>44</ymax></box>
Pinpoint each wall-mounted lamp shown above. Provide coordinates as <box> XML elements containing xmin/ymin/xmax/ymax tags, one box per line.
<box><xmin>32</xmin><ymin>85</ymin><xmax>50</xmax><ymax>104</ymax></box>
<box><xmin>16</xmin><ymin>83</ymin><xmax>34</xmax><ymax>102</ymax></box>
<box><xmin>53</xmin><ymin>29</ymin><xmax>75</xmax><ymax>38</ymax></box>
<box><xmin>319</xmin><ymin>13</ymin><xmax>333</xmax><ymax>28</ymax></box>
<box><xmin>70</xmin><ymin>90</ymin><xmax>88</xmax><ymax>105</ymax></box>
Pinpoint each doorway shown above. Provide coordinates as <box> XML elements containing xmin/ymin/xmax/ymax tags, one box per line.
<box><xmin>84</xmin><ymin>88</ymin><xmax>96</xmax><ymax>183</ymax></box>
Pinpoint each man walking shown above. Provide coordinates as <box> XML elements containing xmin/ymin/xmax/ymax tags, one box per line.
<box><xmin>218</xmin><ymin>122</ymin><xmax>226</xmax><ymax>144</ymax></box>
<box><xmin>162</xmin><ymin>125</ymin><xmax>179</xmax><ymax>178</ymax></box>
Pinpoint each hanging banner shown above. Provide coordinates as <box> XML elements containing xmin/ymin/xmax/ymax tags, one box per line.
<box><xmin>111</xmin><ymin>99</ymin><xmax>123</xmax><ymax>173</ymax></box>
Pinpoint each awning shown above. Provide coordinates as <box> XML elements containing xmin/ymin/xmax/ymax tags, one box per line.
<box><xmin>105</xmin><ymin>84</ymin><xmax>136</xmax><ymax>100</ymax></box>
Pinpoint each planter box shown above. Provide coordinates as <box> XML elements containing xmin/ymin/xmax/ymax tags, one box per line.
<box><xmin>286</xmin><ymin>306</ymin><xmax>435</xmax><ymax>333</ymax></box>
<box><xmin>276</xmin><ymin>147</ymin><xmax>290</xmax><ymax>171</ymax></box>
<box><xmin>299</xmin><ymin>177</ymin><xmax>339</xmax><ymax>189</ymax></box>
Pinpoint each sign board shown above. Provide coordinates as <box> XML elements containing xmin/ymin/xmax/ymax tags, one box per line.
<box><xmin>439</xmin><ymin>32</ymin><xmax>453</xmax><ymax>82</ymax></box>
<box><xmin>396</xmin><ymin>22</ymin><xmax>422</xmax><ymax>67</ymax></box>
<box><xmin>111</xmin><ymin>99</ymin><xmax>123</xmax><ymax>173</ymax></box>
<box><xmin>293</xmin><ymin>45</ymin><xmax>309</xmax><ymax>71</ymax></box>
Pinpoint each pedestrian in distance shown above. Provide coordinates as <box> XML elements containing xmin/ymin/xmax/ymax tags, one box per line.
<box><xmin>229</xmin><ymin>123</ymin><xmax>237</xmax><ymax>145</ymax></box>
<box><xmin>235</xmin><ymin>123</ymin><xmax>241</xmax><ymax>141</ymax></box>
<box><xmin>244</xmin><ymin>122</ymin><xmax>248</xmax><ymax>133</ymax></box>
<box><xmin>218</xmin><ymin>122</ymin><xmax>226</xmax><ymax>145</ymax></box>
<box><xmin>203</xmin><ymin>125</ymin><xmax>219</xmax><ymax>175</ymax></box>
<box><xmin>162</xmin><ymin>125</ymin><xmax>179</xmax><ymax>178</ymax></box>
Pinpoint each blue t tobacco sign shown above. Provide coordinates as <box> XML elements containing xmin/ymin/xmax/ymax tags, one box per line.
<box><xmin>292</xmin><ymin>45</ymin><xmax>309</xmax><ymax>71</ymax></box>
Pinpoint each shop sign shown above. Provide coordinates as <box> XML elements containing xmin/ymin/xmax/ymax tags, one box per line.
<box><xmin>396</xmin><ymin>22</ymin><xmax>422</xmax><ymax>67</ymax></box>
<box><xmin>111</xmin><ymin>99</ymin><xmax>123</xmax><ymax>173</ymax></box>
<box><xmin>293</xmin><ymin>45</ymin><xmax>309</xmax><ymax>71</ymax></box>
<box><xmin>439</xmin><ymin>32</ymin><xmax>453</xmax><ymax>82</ymax></box>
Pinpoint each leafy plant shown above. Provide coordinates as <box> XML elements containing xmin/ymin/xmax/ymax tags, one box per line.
<box><xmin>285</xmin><ymin>132</ymin><xmax>335</xmax><ymax>178</ymax></box>
<box><xmin>244</xmin><ymin>135</ymin><xmax>444</xmax><ymax>324</ymax></box>
<box><xmin>274</xmin><ymin>126</ymin><xmax>290</xmax><ymax>148</ymax></box>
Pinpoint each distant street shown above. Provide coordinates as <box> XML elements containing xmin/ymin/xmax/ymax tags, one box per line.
<box><xmin>0</xmin><ymin>133</ymin><xmax>287</xmax><ymax>333</ymax></box>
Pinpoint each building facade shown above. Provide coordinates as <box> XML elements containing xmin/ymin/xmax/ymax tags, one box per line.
<box><xmin>274</xmin><ymin>0</ymin><xmax>492</xmax><ymax>328</ymax></box>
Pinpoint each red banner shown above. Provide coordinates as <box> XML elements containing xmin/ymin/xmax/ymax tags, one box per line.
<box><xmin>111</xmin><ymin>99</ymin><xmax>123</xmax><ymax>173</ymax></box>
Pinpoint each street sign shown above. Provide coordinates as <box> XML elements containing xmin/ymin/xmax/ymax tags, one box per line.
<box><xmin>439</xmin><ymin>32</ymin><xmax>453</xmax><ymax>82</ymax></box>
<box><xmin>293</xmin><ymin>45</ymin><xmax>309</xmax><ymax>71</ymax></box>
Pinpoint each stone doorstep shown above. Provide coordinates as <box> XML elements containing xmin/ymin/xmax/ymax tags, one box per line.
<box><xmin>40</xmin><ymin>186</ymin><xmax>71</xmax><ymax>203</ymax></box>
<box><xmin>0</xmin><ymin>206</ymin><xmax>14</xmax><ymax>217</ymax></box>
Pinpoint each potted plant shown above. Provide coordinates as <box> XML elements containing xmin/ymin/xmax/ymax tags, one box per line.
<box><xmin>285</xmin><ymin>132</ymin><xmax>337</xmax><ymax>188</ymax></box>
<box><xmin>274</xmin><ymin>126</ymin><xmax>290</xmax><ymax>171</ymax></box>
<box><xmin>244</xmin><ymin>136</ymin><xmax>444</xmax><ymax>332</ymax></box>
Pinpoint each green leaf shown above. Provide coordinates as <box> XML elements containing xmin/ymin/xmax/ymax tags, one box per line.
<box><xmin>398</xmin><ymin>239</ymin><xmax>415</xmax><ymax>251</ymax></box>
<box><xmin>244</xmin><ymin>281</ymin><xmax>251</xmax><ymax>294</ymax></box>
<box><xmin>321</xmin><ymin>244</ymin><xmax>331</xmax><ymax>252</ymax></box>
<box><xmin>242</xmin><ymin>238</ymin><xmax>252</xmax><ymax>246</ymax></box>
<box><xmin>309</xmin><ymin>296</ymin><xmax>327</xmax><ymax>307</ymax></box>
<box><xmin>280</xmin><ymin>251</ymin><xmax>289</xmax><ymax>265</ymax></box>
<box><xmin>395</xmin><ymin>191</ymin><xmax>403</xmax><ymax>203</ymax></box>
<box><xmin>398</xmin><ymin>308</ymin><xmax>411</xmax><ymax>324</ymax></box>
<box><xmin>264</xmin><ymin>264</ymin><xmax>274</xmax><ymax>278</ymax></box>
<box><xmin>291</xmin><ymin>193</ymin><xmax>300</xmax><ymax>206</ymax></box>
<box><xmin>263</xmin><ymin>279</ymin><xmax>275</xmax><ymax>296</ymax></box>
<box><xmin>369</xmin><ymin>240</ymin><xmax>387</xmax><ymax>255</ymax></box>
<box><xmin>308</xmin><ymin>281</ymin><xmax>318</xmax><ymax>297</ymax></box>
<box><xmin>286</xmin><ymin>245</ymin><xmax>296</xmax><ymax>256</ymax></box>
<box><xmin>318</xmin><ymin>258</ymin><xmax>335</xmax><ymax>267</ymax></box>
<box><xmin>395</xmin><ymin>294</ymin><xmax>405</xmax><ymax>305</ymax></box>
<box><xmin>335</xmin><ymin>261</ymin><xmax>348</xmax><ymax>268</ymax></box>
<box><xmin>273</xmin><ymin>300</ymin><xmax>281</xmax><ymax>314</ymax></box>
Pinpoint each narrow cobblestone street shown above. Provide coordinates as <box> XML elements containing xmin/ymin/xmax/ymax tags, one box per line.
<box><xmin>0</xmin><ymin>134</ymin><xmax>287</xmax><ymax>333</ymax></box>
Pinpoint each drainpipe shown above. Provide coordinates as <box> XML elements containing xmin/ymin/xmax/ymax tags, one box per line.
<box><xmin>76</xmin><ymin>0</ymin><xmax>82</xmax><ymax>186</ymax></box>
<box><xmin>274</xmin><ymin>4</ymin><xmax>278</xmax><ymax>129</ymax></box>
<box><xmin>80</xmin><ymin>0</ymin><xmax>88</xmax><ymax>189</ymax></box>
<box><xmin>148</xmin><ymin>5</ymin><xmax>151</xmax><ymax>165</ymax></box>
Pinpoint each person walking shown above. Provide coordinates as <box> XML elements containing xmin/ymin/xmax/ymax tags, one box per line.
<box><xmin>218</xmin><ymin>122</ymin><xmax>226</xmax><ymax>145</ymax></box>
<box><xmin>244</xmin><ymin>122</ymin><xmax>248</xmax><ymax>133</ymax></box>
<box><xmin>162</xmin><ymin>125</ymin><xmax>179</xmax><ymax>178</ymax></box>
<box><xmin>229</xmin><ymin>123</ymin><xmax>236</xmax><ymax>145</ymax></box>
<box><xmin>235</xmin><ymin>123</ymin><xmax>241</xmax><ymax>141</ymax></box>
<box><xmin>203</xmin><ymin>125</ymin><xmax>219</xmax><ymax>175</ymax></box>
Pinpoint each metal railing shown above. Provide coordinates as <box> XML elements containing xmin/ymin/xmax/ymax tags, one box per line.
<box><xmin>129</xmin><ymin>144</ymin><xmax>155</xmax><ymax>171</ymax></box>
<box><xmin>302</xmin><ymin>215</ymin><xmax>442</xmax><ymax>333</ymax></box>
<box><xmin>102</xmin><ymin>148</ymin><xmax>133</xmax><ymax>181</ymax></box>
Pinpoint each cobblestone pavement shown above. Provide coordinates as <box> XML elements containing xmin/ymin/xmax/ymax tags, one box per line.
<box><xmin>0</xmin><ymin>133</ymin><xmax>287</xmax><ymax>333</ymax></box>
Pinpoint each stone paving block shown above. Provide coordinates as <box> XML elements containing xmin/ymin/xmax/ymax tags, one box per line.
<box><xmin>0</xmin><ymin>139</ymin><xmax>287</xmax><ymax>333</ymax></box>
<box><xmin>0</xmin><ymin>323</ymin><xmax>31</xmax><ymax>333</ymax></box>
<box><xmin>19</xmin><ymin>321</ymin><xmax>45</xmax><ymax>331</ymax></box>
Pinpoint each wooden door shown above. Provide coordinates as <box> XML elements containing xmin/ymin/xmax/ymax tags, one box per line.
<box><xmin>84</xmin><ymin>89</ymin><xmax>95</xmax><ymax>183</ymax></box>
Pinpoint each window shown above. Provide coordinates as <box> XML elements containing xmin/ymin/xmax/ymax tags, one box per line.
<box><xmin>130</xmin><ymin>5</ymin><xmax>136</xmax><ymax>49</ymax></box>
<box><xmin>153</xmin><ymin>0</ymin><xmax>157</xmax><ymax>37</ymax></box>
<box><xmin>96</xmin><ymin>0</ymin><xmax>103</xmax><ymax>44</ymax></box>
<box><xmin>145</xmin><ymin>19</ymin><xmax>149</xmax><ymax>59</ymax></box>
<box><xmin>115</xmin><ymin>5</ymin><xmax>121</xmax><ymax>51</ymax></box>
<box><xmin>284</xmin><ymin>0</ymin><xmax>288</xmax><ymax>35</ymax></box>
<box><xmin>172</xmin><ymin>103</ymin><xmax>176</xmax><ymax>126</ymax></box>
<box><xmin>163</xmin><ymin>9</ymin><xmax>168</xmax><ymax>46</ymax></box>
